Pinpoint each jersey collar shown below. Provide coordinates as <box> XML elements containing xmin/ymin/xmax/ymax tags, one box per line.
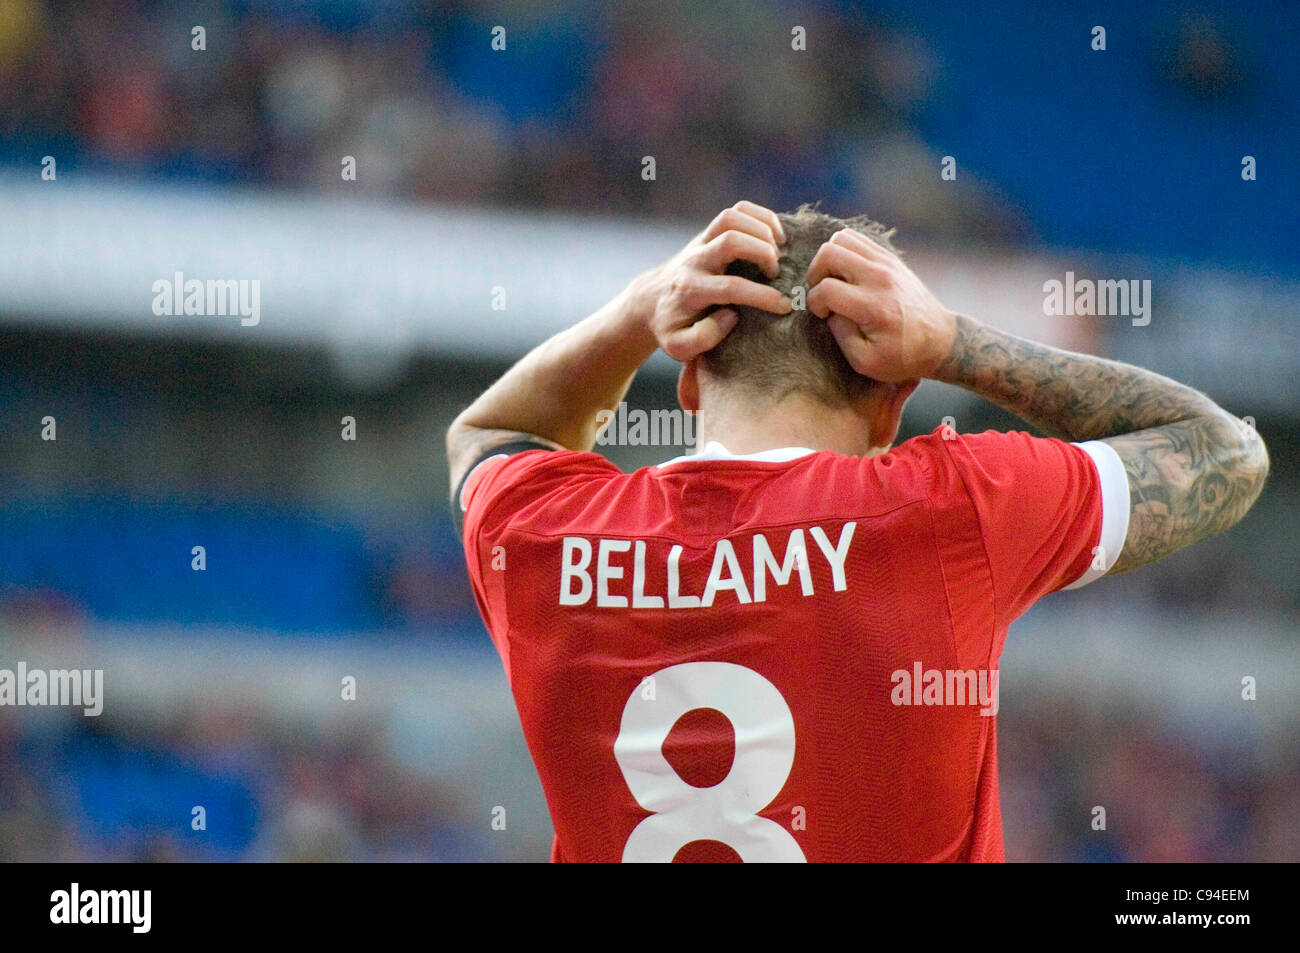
<box><xmin>656</xmin><ymin>441</ymin><xmax>817</xmax><ymax>468</ymax></box>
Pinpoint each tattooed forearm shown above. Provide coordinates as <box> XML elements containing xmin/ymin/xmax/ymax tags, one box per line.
<box><xmin>933</xmin><ymin>313</ymin><xmax>1269</xmax><ymax>573</ymax></box>
<box><xmin>933</xmin><ymin>313</ymin><xmax>1221</xmax><ymax>440</ymax></box>
<box><xmin>1102</xmin><ymin>417</ymin><xmax>1267</xmax><ymax>572</ymax></box>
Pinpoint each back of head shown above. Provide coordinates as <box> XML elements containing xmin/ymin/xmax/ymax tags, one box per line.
<box><xmin>702</xmin><ymin>204</ymin><xmax>901</xmax><ymax>407</ymax></box>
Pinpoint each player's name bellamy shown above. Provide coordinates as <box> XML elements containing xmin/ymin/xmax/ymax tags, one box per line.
<box><xmin>559</xmin><ymin>523</ymin><xmax>855</xmax><ymax>608</ymax></box>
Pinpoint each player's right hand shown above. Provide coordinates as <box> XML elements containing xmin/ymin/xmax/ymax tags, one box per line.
<box><xmin>805</xmin><ymin>228</ymin><xmax>958</xmax><ymax>383</ymax></box>
<box><xmin>641</xmin><ymin>201</ymin><xmax>793</xmax><ymax>363</ymax></box>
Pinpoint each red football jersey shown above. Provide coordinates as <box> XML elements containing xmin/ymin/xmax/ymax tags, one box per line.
<box><xmin>460</xmin><ymin>426</ymin><xmax>1129</xmax><ymax>862</ymax></box>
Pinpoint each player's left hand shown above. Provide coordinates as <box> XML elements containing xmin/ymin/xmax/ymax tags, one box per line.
<box><xmin>805</xmin><ymin>227</ymin><xmax>957</xmax><ymax>383</ymax></box>
<box><xmin>637</xmin><ymin>201</ymin><xmax>793</xmax><ymax>362</ymax></box>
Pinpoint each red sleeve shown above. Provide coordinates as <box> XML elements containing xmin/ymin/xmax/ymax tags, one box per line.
<box><xmin>459</xmin><ymin>449</ymin><xmax>621</xmax><ymax>668</ymax></box>
<box><xmin>460</xmin><ymin>449</ymin><xmax>621</xmax><ymax>541</ymax></box>
<box><xmin>934</xmin><ymin>428</ymin><xmax>1123</xmax><ymax>626</ymax></box>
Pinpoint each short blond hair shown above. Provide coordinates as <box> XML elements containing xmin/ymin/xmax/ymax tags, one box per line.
<box><xmin>701</xmin><ymin>203</ymin><xmax>900</xmax><ymax>406</ymax></box>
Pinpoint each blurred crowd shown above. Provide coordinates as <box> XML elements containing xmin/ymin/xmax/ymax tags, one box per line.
<box><xmin>0</xmin><ymin>495</ymin><xmax>480</xmax><ymax>635</ymax></box>
<box><xmin>3</xmin><ymin>0</ymin><xmax>1285</xmax><ymax>264</ymax></box>
<box><xmin>3</xmin><ymin>691</ymin><xmax>1294</xmax><ymax>862</ymax></box>
<box><xmin>1000</xmin><ymin>693</ymin><xmax>1299</xmax><ymax>862</ymax></box>
<box><xmin>0</xmin><ymin>0</ymin><xmax>1013</xmax><ymax>241</ymax></box>
<box><xmin>0</xmin><ymin>701</ymin><xmax>496</xmax><ymax>862</ymax></box>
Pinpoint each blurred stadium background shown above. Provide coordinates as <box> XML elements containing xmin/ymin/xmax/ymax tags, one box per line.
<box><xmin>0</xmin><ymin>0</ymin><xmax>1296</xmax><ymax>861</ymax></box>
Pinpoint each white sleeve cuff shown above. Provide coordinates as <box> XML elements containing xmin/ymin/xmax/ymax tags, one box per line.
<box><xmin>1063</xmin><ymin>440</ymin><xmax>1130</xmax><ymax>590</ymax></box>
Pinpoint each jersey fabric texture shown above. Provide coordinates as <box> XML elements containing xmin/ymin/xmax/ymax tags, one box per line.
<box><xmin>459</xmin><ymin>426</ymin><xmax>1128</xmax><ymax>862</ymax></box>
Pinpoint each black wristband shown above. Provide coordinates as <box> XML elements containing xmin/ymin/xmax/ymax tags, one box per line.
<box><xmin>451</xmin><ymin>439</ymin><xmax>558</xmax><ymax>537</ymax></box>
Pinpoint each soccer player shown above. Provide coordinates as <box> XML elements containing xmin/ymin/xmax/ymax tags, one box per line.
<box><xmin>447</xmin><ymin>201</ymin><xmax>1268</xmax><ymax>862</ymax></box>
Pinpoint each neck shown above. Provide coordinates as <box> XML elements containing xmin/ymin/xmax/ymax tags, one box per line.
<box><xmin>696</xmin><ymin>393</ymin><xmax>886</xmax><ymax>457</ymax></box>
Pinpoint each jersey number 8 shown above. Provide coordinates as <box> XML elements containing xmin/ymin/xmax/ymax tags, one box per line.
<box><xmin>613</xmin><ymin>661</ymin><xmax>806</xmax><ymax>862</ymax></box>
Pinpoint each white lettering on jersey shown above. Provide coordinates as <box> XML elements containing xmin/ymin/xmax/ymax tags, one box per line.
<box><xmin>557</xmin><ymin>523</ymin><xmax>856</xmax><ymax>608</ymax></box>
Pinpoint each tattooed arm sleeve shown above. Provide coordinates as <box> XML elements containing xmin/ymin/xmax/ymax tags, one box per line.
<box><xmin>932</xmin><ymin>313</ymin><xmax>1270</xmax><ymax>574</ymax></box>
